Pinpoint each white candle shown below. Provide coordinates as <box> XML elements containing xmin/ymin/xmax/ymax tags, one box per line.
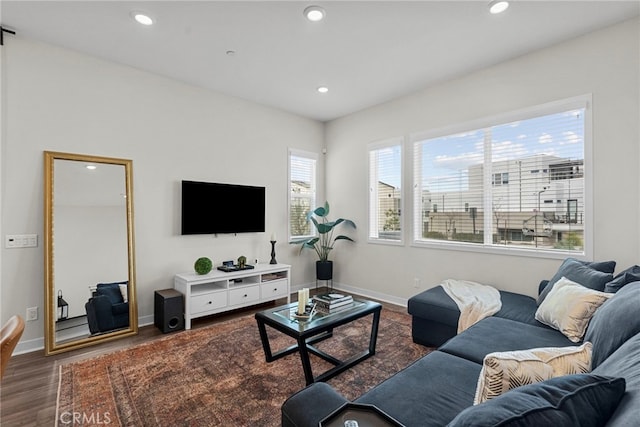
<box><xmin>271</xmin><ymin>232</ymin><xmax>276</xmax><ymax>242</ymax></box>
<box><xmin>297</xmin><ymin>290</ymin><xmax>305</xmax><ymax>314</ymax></box>
<box><xmin>303</xmin><ymin>288</ymin><xmax>309</xmax><ymax>306</ymax></box>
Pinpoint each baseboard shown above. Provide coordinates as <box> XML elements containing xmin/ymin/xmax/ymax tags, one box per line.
<box><xmin>14</xmin><ymin>336</ymin><xmax>45</xmax><ymax>355</ymax></box>
<box><xmin>333</xmin><ymin>282</ymin><xmax>409</xmax><ymax>307</ymax></box>
<box><xmin>138</xmin><ymin>314</ymin><xmax>154</xmax><ymax>327</ymax></box>
<box><xmin>14</xmin><ymin>314</ymin><xmax>157</xmax><ymax>355</ymax></box>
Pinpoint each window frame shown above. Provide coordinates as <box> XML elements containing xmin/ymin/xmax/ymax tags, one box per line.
<box><xmin>367</xmin><ymin>137</ymin><xmax>405</xmax><ymax>246</ymax></box>
<box><xmin>409</xmin><ymin>95</ymin><xmax>593</xmax><ymax>260</ymax></box>
<box><xmin>288</xmin><ymin>148</ymin><xmax>318</xmax><ymax>242</ymax></box>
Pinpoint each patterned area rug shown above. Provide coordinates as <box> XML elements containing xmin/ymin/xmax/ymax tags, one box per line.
<box><xmin>56</xmin><ymin>305</ymin><xmax>431</xmax><ymax>426</ymax></box>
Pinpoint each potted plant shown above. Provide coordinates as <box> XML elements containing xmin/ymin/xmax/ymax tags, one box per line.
<box><xmin>291</xmin><ymin>201</ymin><xmax>356</xmax><ymax>281</ymax></box>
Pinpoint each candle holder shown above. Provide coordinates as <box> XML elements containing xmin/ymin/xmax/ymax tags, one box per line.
<box><xmin>270</xmin><ymin>240</ymin><xmax>277</xmax><ymax>264</ymax></box>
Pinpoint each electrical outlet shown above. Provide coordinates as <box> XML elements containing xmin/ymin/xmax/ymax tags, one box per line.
<box><xmin>414</xmin><ymin>278</ymin><xmax>420</xmax><ymax>288</ymax></box>
<box><xmin>26</xmin><ymin>306</ymin><xmax>38</xmax><ymax>321</ymax></box>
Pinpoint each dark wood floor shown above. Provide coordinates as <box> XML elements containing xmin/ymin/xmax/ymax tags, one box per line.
<box><xmin>1</xmin><ymin>290</ymin><xmax>399</xmax><ymax>427</ymax></box>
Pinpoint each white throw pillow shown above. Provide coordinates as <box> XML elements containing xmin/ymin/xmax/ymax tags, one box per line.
<box><xmin>535</xmin><ymin>277</ymin><xmax>612</xmax><ymax>342</ymax></box>
<box><xmin>473</xmin><ymin>342</ymin><xmax>592</xmax><ymax>404</ymax></box>
<box><xmin>119</xmin><ymin>284</ymin><xmax>128</xmax><ymax>303</ymax></box>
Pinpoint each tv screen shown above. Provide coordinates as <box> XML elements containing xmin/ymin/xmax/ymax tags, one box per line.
<box><xmin>181</xmin><ymin>181</ymin><xmax>265</xmax><ymax>235</ymax></box>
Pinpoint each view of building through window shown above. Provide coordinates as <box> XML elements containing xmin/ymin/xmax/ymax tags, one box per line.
<box><xmin>289</xmin><ymin>151</ymin><xmax>317</xmax><ymax>239</ymax></box>
<box><xmin>369</xmin><ymin>141</ymin><xmax>402</xmax><ymax>241</ymax></box>
<box><xmin>412</xmin><ymin>106</ymin><xmax>586</xmax><ymax>252</ymax></box>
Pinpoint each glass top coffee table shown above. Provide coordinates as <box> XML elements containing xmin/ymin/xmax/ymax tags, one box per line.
<box><xmin>255</xmin><ymin>299</ymin><xmax>382</xmax><ymax>385</ymax></box>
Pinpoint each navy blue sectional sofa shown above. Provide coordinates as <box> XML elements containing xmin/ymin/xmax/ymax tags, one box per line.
<box><xmin>281</xmin><ymin>261</ymin><xmax>640</xmax><ymax>426</ymax></box>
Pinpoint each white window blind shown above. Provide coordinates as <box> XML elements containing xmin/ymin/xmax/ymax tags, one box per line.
<box><xmin>368</xmin><ymin>139</ymin><xmax>402</xmax><ymax>242</ymax></box>
<box><xmin>289</xmin><ymin>149</ymin><xmax>317</xmax><ymax>240</ymax></box>
<box><xmin>412</xmin><ymin>98</ymin><xmax>587</xmax><ymax>254</ymax></box>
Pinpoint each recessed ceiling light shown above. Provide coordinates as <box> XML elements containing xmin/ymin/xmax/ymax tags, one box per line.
<box><xmin>86</xmin><ymin>165</ymin><xmax>97</xmax><ymax>170</ymax></box>
<box><xmin>304</xmin><ymin>6</ymin><xmax>326</xmax><ymax>22</ymax></box>
<box><xmin>317</xmin><ymin>86</ymin><xmax>329</xmax><ymax>94</ymax></box>
<box><xmin>488</xmin><ymin>0</ymin><xmax>509</xmax><ymax>14</ymax></box>
<box><xmin>132</xmin><ymin>12</ymin><xmax>153</xmax><ymax>26</ymax></box>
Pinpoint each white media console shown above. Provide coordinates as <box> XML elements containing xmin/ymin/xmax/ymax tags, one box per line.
<box><xmin>174</xmin><ymin>263</ymin><xmax>291</xmax><ymax>329</ymax></box>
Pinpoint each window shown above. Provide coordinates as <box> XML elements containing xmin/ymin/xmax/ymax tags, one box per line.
<box><xmin>368</xmin><ymin>139</ymin><xmax>403</xmax><ymax>242</ymax></box>
<box><xmin>412</xmin><ymin>97</ymin><xmax>588</xmax><ymax>254</ymax></box>
<box><xmin>492</xmin><ymin>172</ymin><xmax>509</xmax><ymax>186</ymax></box>
<box><xmin>288</xmin><ymin>149</ymin><xmax>317</xmax><ymax>240</ymax></box>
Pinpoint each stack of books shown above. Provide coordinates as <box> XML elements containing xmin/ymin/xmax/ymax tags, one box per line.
<box><xmin>312</xmin><ymin>293</ymin><xmax>354</xmax><ymax>314</ymax></box>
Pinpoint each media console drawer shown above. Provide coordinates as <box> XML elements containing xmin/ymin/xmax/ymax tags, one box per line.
<box><xmin>190</xmin><ymin>291</ymin><xmax>227</xmax><ymax>315</ymax></box>
<box><xmin>260</xmin><ymin>279</ymin><xmax>288</xmax><ymax>299</ymax></box>
<box><xmin>229</xmin><ymin>286</ymin><xmax>260</xmax><ymax>306</ymax></box>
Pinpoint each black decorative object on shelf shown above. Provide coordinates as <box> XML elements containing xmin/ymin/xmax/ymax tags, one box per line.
<box><xmin>0</xmin><ymin>26</ymin><xmax>16</xmax><ymax>46</ymax></box>
<box><xmin>57</xmin><ymin>290</ymin><xmax>69</xmax><ymax>321</ymax></box>
<box><xmin>270</xmin><ymin>240</ymin><xmax>277</xmax><ymax>264</ymax></box>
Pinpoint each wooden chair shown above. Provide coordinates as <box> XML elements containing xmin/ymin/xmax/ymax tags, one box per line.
<box><xmin>1</xmin><ymin>315</ymin><xmax>25</xmax><ymax>379</ymax></box>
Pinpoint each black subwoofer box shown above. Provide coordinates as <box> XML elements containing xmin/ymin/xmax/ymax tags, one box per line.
<box><xmin>154</xmin><ymin>289</ymin><xmax>185</xmax><ymax>333</ymax></box>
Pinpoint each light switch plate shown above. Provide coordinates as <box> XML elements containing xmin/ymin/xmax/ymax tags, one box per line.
<box><xmin>5</xmin><ymin>234</ymin><xmax>38</xmax><ymax>248</ymax></box>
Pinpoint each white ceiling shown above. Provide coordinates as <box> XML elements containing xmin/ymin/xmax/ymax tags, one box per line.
<box><xmin>2</xmin><ymin>1</ymin><xmax>638</xmax><ymax>122</ymax></box>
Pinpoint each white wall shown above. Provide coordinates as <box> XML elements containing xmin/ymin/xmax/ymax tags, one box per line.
<box><xmin>1</xmin><ymin>38</ymin><xmax>325</xmax><ymax>344</ymax></box>
<box><xmin>325</xmin><ymin>18</ymin><xmax>640</xmax><ymax>299</ymax></box>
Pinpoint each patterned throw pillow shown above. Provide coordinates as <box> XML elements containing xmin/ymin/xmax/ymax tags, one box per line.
<box><xmin>535</xmin><ymin>277</ymin><xmax>613</xmax><ymax>342</ymax></box>
<box><xmin>474</xmin><ymin>342</ymin><xmax>592</xmax><ymax>404</ymax></box>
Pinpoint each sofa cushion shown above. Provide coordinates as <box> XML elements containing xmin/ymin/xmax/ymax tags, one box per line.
<box><xmin>592</xmin><ymin>332</ymin><xmax>640</xmax><ymax>426</ymax></box>
<box><xmin>605</xmin><ymin>265</ymin><xmax>640</xmax><ymax>293</ymax></box>
<box><xmin>355</xmin><ymin>351</ymin><xmax>481</xmax><ymax>427</ymax></box>
<box><xmin>408</xmin><ymin>285</ymin><xmax>461</xmax><ymax>327</ymax></box>
<box><xmin>409</xmin><ymin>286</ymin><xmax>542</xmax><ymax>328</ymax></box>
<box><xmin>474</xmin><ymin>343</ymin><xmax>592</xmax><ymax>404</ymax></box>
<box><xmin>448</xmin><ymin>374</ymin><xmax>625</xmax><ymax>427</ymax></box>
<box><xmin>440</xmin><ymin>317</ymin><xmax>574</xmax><ymax>365</ymax></box>
<box><xmin>411</xmin><ymin>316</ymin><xmax>458</xmax><ymax>348</ymax></box>
<box><xmin>535</xmin><ymin>277</ymin><xmax>612</xmax><ymax>342</ymax></box>
<box><xmin>96</xmin><ymin>281</ymin><xmax>127</xmax><ymax>305</ymax></box>
<box><xmin>111</xmin><ymin>302</ymin><xmax>129</xmax><ymax>316</ymax></box>
<box><xmin>606</xmin><ymin>273</ymin><xmax>640</xmax><ymax>293</ymax></box>
<box><xmin>492</xmin><ymin>291</ymin><xmax>540</xmax><ymax>327</ymax></box>
<box><xmin>537</xmin><ymin>258</ymin><xmax>615</xmax><ymax>305</ymax></box>
<box><xmin>585</xmin><ymin>281</ymin><xmax>640</xmax><ymax>369</ymax></box>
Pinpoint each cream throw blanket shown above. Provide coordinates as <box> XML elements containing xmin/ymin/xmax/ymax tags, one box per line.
<box><xmin>440</xmin><ymin>279</ymin><xmax>502</xmax><ymax>333</ymax></box>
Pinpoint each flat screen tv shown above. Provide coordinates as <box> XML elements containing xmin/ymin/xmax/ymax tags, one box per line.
<box><xmin>181</xmin><ymin>180</ymin><xmax>265</xmax><ymax>235</ymax></box>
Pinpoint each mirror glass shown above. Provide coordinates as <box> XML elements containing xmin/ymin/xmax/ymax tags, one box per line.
<box><xmin>44</xmin><ymin>151</ymin><xmax>137</xmax><ymax>355</ymax></box>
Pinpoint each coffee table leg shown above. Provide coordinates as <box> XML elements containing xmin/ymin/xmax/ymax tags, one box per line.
<box><xmin>297</xmin><ymin>336</ymin><xmax>315</xmax><ymax>385</ymax></box>
<box><xmin>257</xmin><ymin>318</ymin><xmax>274</xmax><ymax>362</ymax></box>
<box><xmin>369</xmin><ymin>308</ymin><xmax>381</xmax><ymax>355</ymax></box>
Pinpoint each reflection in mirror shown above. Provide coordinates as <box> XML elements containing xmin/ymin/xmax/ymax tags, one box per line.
<box><xmin>44</xmin><ymin>152</ymin><xmax>137</xmax><ymax>355</ymax></box>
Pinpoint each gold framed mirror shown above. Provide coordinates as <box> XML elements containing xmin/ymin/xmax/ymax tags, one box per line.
<box><xmin>44</xmin><ymin>151</ymin><xmax>137</xmax><ymax>355</ymax></box>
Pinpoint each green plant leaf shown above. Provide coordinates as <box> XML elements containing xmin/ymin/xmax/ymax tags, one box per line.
<box><xmin>340</xmin><ymin>219</ymin><xmax>357</xmax><ymax>229</ymax></box>
<box><xmin>316</xmin><ymin>222</ymin><xmax>333</xmax><ymax>234</ymax></box>
<box><xmin>302</xmin><ymin>238</ymin><xmax>319</xmax><ymax>248</ymax></box>
<box><xmin>313</xmin><ymin>201</ymin><xmax>330</xmax><ymax>218</ymax></box>
<box><xmin>334</xmin><ymin>235</ymin><xmax>355</xmax><ymax>243</ymax></box>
